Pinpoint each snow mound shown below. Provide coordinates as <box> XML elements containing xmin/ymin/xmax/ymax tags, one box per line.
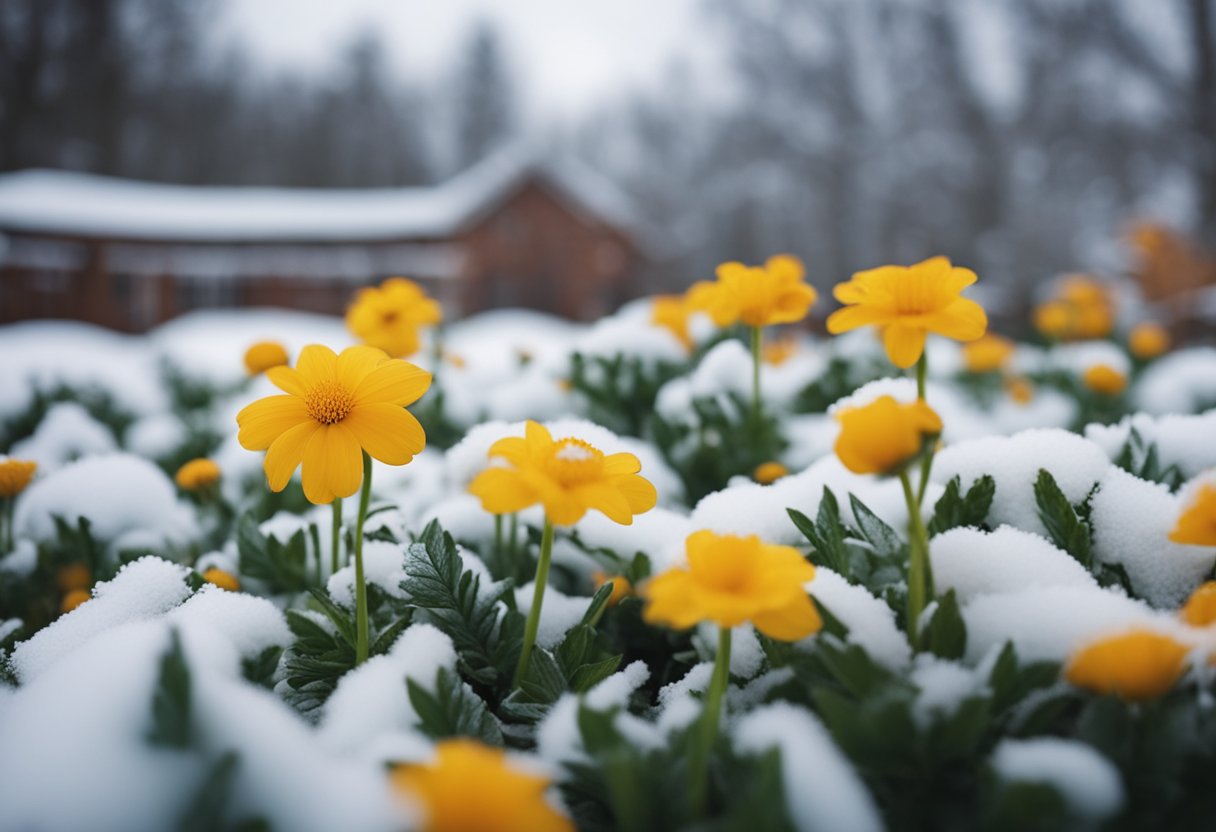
<box><xmin>991</xmin><ymin>737</ymin><xmax>1124</xmax><ymax>820</ymax></box>
<box><xmin>807</xmin><ymin>567</ymin><xmax>910</xmax><ymax>669</ymax></box>
<box><xmin>1133</xmin><ymin>347</ymin><xmax>1216</xmax><ymax>415</ymax></box>
<box><xmin>9</xmin><ymin>401</ymin><xmax>117</xmax><ymax>470</ymax></box>
<box><xmin>931</xmin><ymin>525</ymin><xmax>1097</xmax><ymax>603</ymax></box>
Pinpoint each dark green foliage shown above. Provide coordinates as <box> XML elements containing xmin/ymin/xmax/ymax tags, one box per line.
<box><xmin>569</xmin><ymin>352</ymin><xmax>686</xmax><ymax>439</ymax></box>
<box><xmin>793</xmin><ymin>356</ymin><xmax>887</xmax><ymax>414</ymax></box>
<box><xmin>1033</xmin><ymin>470</ymin><xmax>1132</xmax><ymax>592</ymax></box>
<box><xmin>410</xmin><ymin>382</ymin><xmax>465</xmax><ymax>450</ymax></box>
<box><xmin>236</xmin><ymin>514</ymin><xmax>313</xmax><ymax>594</ymax></box>
<box><xmin>919</xmin><ymin>590</ymin><xmax>966</xmax><ymax>660</ymax></box>
<box><xmin>176</xmin><ymin>752</ymin><xmax>270</xmax><ymax>832</ymax></box>
<box><xmin>927</xmin><ymin>475</ymin><xmax>996</xmax><ymax>536</ymax></box>
<box><xmin>408</xmin><ymin>666</ymin><xmax>504</xmax><ymax>745</ymax></box>
<box><xmin>147</xmin><ymin>629</ymin><xmax>193</xmax><ymax>749</ymax></box>
<box><xmin>1113</xmin><ymin>427</ymin><xmax>1184</xmax><ymax>491</ymax></box>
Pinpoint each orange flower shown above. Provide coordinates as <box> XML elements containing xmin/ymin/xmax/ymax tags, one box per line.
<box><xmin>392</xmin><ymin>739</ymin><xmax>573</xmax><ymax>832</ymax></box>
<box><xmin>753</xmin><ymin>461</ymin><xmax>789</xmax><ymax>484</ymax></box>
<box><xmin>1033</xmin><ymin>301</ymin><xmax>1072</xmax><ymax>339</ymax></box>
<box><xmin>175</xmin><ymin>458</ymin><xmax>221</xmax><ymax>491</ymax></box>
<box><xmin>60</xmin><ymin>589</ymin><xmax>91</xmax><ymax>614</ymax></box>
<box><xmin>203</xmin><ymin>567</ymin><xmax>241</xmax><ymax>592</ymax></box>
<box><xmin>962</xmin><ymin>334</ymin><xmax>1014</xmax><ymax>374</ymax></box>
<box><xmin>834</xmin><ymin>396</ymin><xmax>942</xmax><ymax>475</ymax></box>
<box><xmin>1170</xmin><ymin>484</ymin><xmax>1216</xmax><ymax>546</ymax></box>
<box><xmin>0</xmin><ymin>458</ymin><xmax>37</xmax><ymax>498</ymax></box>
<box><xmin>468</xmin><ymin>421</ymin><xmax>656</xmax><ymax>527</ymax></box>
<box><xmin>762</xmin><ymin>334</ymin><xmax>799</xmax><ymax>366</ymax></box>
<box><xmin>1005</xmin><ymin>377</ymin><xmax>1035</xmax><ymax>405</ymax></box>
<box><xmin>702</xmin><ymin>255</ymin><xmax>817</xmax><ymax>328</ymax></box>
<box><xmin>55</xmin><ymin>563</ymin><xmax>92</xmax><ymax>593</ymax></box>
<box><xmin>1065</xmin><ymin>629</ymin><xmax>1189</xmax><ymax>700</ymax></box>
<box><xmin>346</xmin><ymin>277</ymin><xmax>442</xmax><ymax>358</ymax></box>
<box><xmin>643</xmin><ymin>530</ymin><xmax>820</xmax><ymax>641</ymax></box>
<box><xmin>1082</xmin><ymin>364</ymin><xmax>1127</xmax><ymax>396</ymax></box>
<box><xmin>1128</xmin><ymin>322</ymin><xmax>1170</xmax><ymax>360</ymax></box>
<box><xmin>243</xmin><ymin>341</ymin><xmax>289</xmax><ymax>376</ymax></box>
<box><xmin>592</xmin><ymin>571</ymin><xmax>634</xmax><ymax>607</ymax></box>
<box><xmin>650</xmin><ymin>294</ymin><xmax>695</xmax><ymax>350</ymax></box>
<box><xmin>1180</xmin><ymin>581</ymin><xmax>1216</xmax><ymax>627</ymax></box>
<box><xmin>237</xmin><ymin>344</ymin><xmax>431</xmax><ymax>505</ymax></box>
<box><xmin>826</xmin><ymin>256</ymin><xmax>987</xmax><ymax>369</ymax></box>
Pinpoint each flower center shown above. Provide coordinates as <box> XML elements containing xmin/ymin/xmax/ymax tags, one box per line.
<box><xmin>543</xmin><ymin>438</ymin><xmax>605</xmax><ymax>487</ymax></box>
<box><xmin>892</xmin><ymin>274</ymin><xmax>939</xmax><ymax>315</ymax></box>
<box><xmin>381</xmin><ymin>310</ymin><xmax>400</xmax><ymax>326</ymax></box>
<box><xmin>305</xmin><ymin>380</ymin><xmax>355</xmax><ymax>425</ymax></box>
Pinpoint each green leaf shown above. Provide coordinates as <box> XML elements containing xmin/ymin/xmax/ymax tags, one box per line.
<box><xmin>1033</xmin><ymin>470</ymin><xmax>1092</xmax><ymax>568</ymax></box>
<box><xmin>237</xmin><ymin>514</ymin><xmax>311</xmax><ymax>594</ymax></box>
<box><xmin>306</xmin><ymin>587</ymin><xmax>358</xmax><ymax>647</ymax></box>
<box><xmin>407</xmin><ymin>667</ymin><xmax>503</xmax><ymax>745</ymax></box>
<box><xmin>518</xmin><ymin>648</ymin><xmax>567</xmax><ymax>703</ymax></box>
<box><xmin>1114</xmin><ymin>427</ymin><xmax>1185</xmax><ymax>490</ymax></box>
<box><xmin>919</xmin><ymin>589</ymin><xmax>967</xmax><ymax>660</ymax></box>
<box><xmin>579</xmin><ymin>581</ymin><xmax>616</xmax><ymax>627</ymax></box>
<box><xmin>849</xmin><ymin>494</ymin><xmax>904</xmax><ymax>559</ymax></box>
<box><xmin>147</xmin><ymin>629</ymin><xmax>192</xmax><ymax>749</ymax></box>
<box><xmin>175</xmin><ymin>752</ymin><xmax>270</xmax><ymax>832</ymax></box>
<box><xmin>569</xmin><ymin>655</ymin><xmax>623</xmax><ymax>693</ymax></box>
<box><xmin>788</xmin><ymin>488</ymin><xmax>849</xmax><ymax>573</ymax></box>
<box><xmin>927</xmin><ymin>475</ymin><xmax>995</xmax><ymax>536</ymax></box>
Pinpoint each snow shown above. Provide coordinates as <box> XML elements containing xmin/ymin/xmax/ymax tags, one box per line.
<box><xmin>13</xmin><ymin>453</ymin><xmax>199</xmax><ymax>554</ymax></box>
<box><xmin>930</xmin><ymin>526</ymin><xmax>1097</xmax><ymax>603</ymax></box>
<box><xmin>1090</xmin><ymin>467</ymin><xmax>1216</xmax><ymax>608</ymax></box>
<box><xmin>1085</xmin><ymin>410</ymin><xmax>1216</xmax><ymax>479</ymax></box>
<box><xmin>327</xmin><ymin>540</ymin><xmax>409</xmax><ymax>607</ymax></box>
<box><xmin>0</xmin><ymin>539</ymin><xmax>37</xmax><ymax>574</ymax></box>
<box><xmin>9</xmin><ymin>556</ymin><xmax>193</xmax><ymax>683</ymax></box>
<box><xmin>932</xmin><ymin>429</ymin><xmax>1111</xmax><ymax>538</ymax></box>
<box><xmin>733</xmin><ymin>703</ymin><xmax>885</xmax><ymax>832</ymax></box>
<box><xmin>512</xmin><ymin>582</ymin><xmax>590</xmax><ymax>649</ymax></box>
<box><xmin>1049</xmin><ymin>340</ymin><xmax>1131</xmax><ymax>379</ymax></box>
<box><xmin>909</xmin><ymin>655</ymin><xmax>980</xmax><ymax>726</ymax></box>
<box><xmin>9</xmin><ymin>401</ymin><xmax>117</xmax><ymax>470</ymax></box>
<box><xmin>124</xmin><ymin>412</ymin><xmax>187</xmax><ymax>459</ymax></box>
<box><xmin>168</xmin><ymin>585</ymin><xmax>292</xmax><ymax>661</ymax></box>
<box><xmin>991</xmin><ymin>737</ymin><xmax>1124</xmax><ymax>820</ymax></box>
<box><xmin>574</xmin><ymin>313</ymin><xmax>686</xmax><ymax>368</ymax></box>
<box><xmin>1133</xmin><ymin>348</ymin><xmax>1216</xmax><ymax>415</ymax></box>
<box><xmin>806</xmin><ymin>567</ymin><xmax>911</xmax><ymax>669</ymax></box>
<box><xmin>319</xmin><ymin>624</ymin><xmax>459</xmax><ymax>756</ymax></box>
<box><xmin>961</xmin><ymin>585</ymin><xmax>1183</xmax><ymax>664</ymax></box>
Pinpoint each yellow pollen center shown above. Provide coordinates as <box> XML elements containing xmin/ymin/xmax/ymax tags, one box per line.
<box><xmin>381</xmin><ymin>310</ymin><xmax>400</xmax><ymax>325</ymax></box>
<box><xmin>544</xmin><ymin>438</ymin><xmax>605</xmax><ymax>487</ymax></box>
<box><xmin>305</xmin><ymin>380</ymin><xmax>355</xmax><ymax>425</ymax></box>
<box><xmin>892</xmin><ymin>275</ymin><xmax>938</xmax><ymax>315</ymax></box>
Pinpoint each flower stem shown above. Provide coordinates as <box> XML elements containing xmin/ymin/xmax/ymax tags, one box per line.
<box><xmin>508</xmin><ymin>512</ymin><xmax>519</xmax><ymax>575</ymax></box>
<box><xmin>900</xmin><ymin>470</ymin><xmax>932</xmax><ymax>644</ymax></box>
<box><xmin>330</xmin><ymin>497</ymin><xmax>343</xmax><ymax>574</ymax></box>
<box><xmin>915</xmin><ymin>352</ymin><xmax>927</xmax><ymax>401</ymax></box>
<box><xmin>749</xmin><ymin>325</ymin><xmax>763</xmax><ymax>429</ymax></box>
<box><xmin>494</xmin><ymin>514</ymin><xmax>503</xmax><ymax>574</ymax></box>
<box><xmin>914</xmin><ymin>352</ymin><xmax>933</xmax><ymax>506</ymax></box>
<box><xmin>691</xmin><ymin>626</ymin><xmax>732</xmax><ymax>817</ymax></box>
<box><xmin>2</xmin><ymin>497</ymin><xmax>11</xmax><ymax>553</ymax></box>
<box><xmin>514</xmin><ymin>519</ymin><xmax>555</xmax><ymax>687</ymax></box>
<box><xmin>353</xmin><ymin>453</ymin><xmax>373</xmax><ymax>665</ymax></box>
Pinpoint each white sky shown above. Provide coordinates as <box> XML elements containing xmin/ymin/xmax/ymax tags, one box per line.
<box><xmin>218</xmin><ymin>0</ymin><xmax>712</xmax><ymax>120</ymax></box>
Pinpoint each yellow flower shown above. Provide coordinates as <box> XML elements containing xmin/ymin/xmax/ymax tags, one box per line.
<box><xmin>346</xmin><ymin>277</ymin><xmax>443</xmax><ymax>358</ymax></box>
<box><xmin>650</xmin><ymin>294</ymin><xmax>695</xmax><ymax>350</ymax></box>
<box><xmin>826</xmin><ymin>256</ymin><xmax>987</xmax><ymax>369</ymax></box>
<box><xmin>1170</xmin><ymin>484</ymin><xmax>1216</xmax><ymax>546</ymax></box>
<box><xmin>1129</xmin><ymin>322</ymin><xmax>1170</xmax><ymax>360</ymax></box>
<box><xmin>0</xmin><ymin>458</ymin><xmax>36</xmax><ymax>498</ymax></box>
<box><xmin>392</xmin><ymin>739</ymin><xmax>573</xmax><ymax>832</ymax></box>
<box><xmin>592</xmin><ymin>571</ymin><xmax>633</xmax><ymax>608</ymax></box>
<box><xmin>60</xmin><ymin>589</ymin><xmax>91</xmax><ymax>614</ymax></box>
<box><xmin>753</xmin><ymin>461</ymin><xmax>789</xmax><ymax>484</ymax></box>
<box><xmin>55</xmin><ymin>563</ymin><xmax>92</xmax><ymax>593</ymax></box>
<box><xmin>1065</xmin><ymin>629</ymin><xmax>1189</xmax><ymax>700</ymax></box>
<box><xmin>237</xmin><ymin>344</ymin><xmax>431</xmax><ymax>505</ymax></box>
<box><xmin>1005</xmin><ymin>377</ymin><xmax>1035</xmax><ymax>405</ymax></box>
<box><xmin>203</xmin><ymin>567</ymin><xmax>240</xmax><ymax>592</ymax></box>
<box><xmin>175</xmin><ymin>458</ymin><xmax>221</xmax><ymax>491</ymax></box>
<box><xmin>762</xmin><ymin>334</ymin><xmax>799</xmax><ymax>366</ymax></box>
<box><xmin>243</xmin><ymin>341</ymin><xmax>289</xmax><ymax>376</ymax></box>
<box><xmin>703</xmin><ymin>255</ymin><xmax>817</xmax><ymax>329</ymax></box>
<box><xmin>468</xmin><ymin>421</ymin><xmax>656</xmax><ymax>527</ymax></box>
<box><xmin>962</xmin><ymin>334</ymin><xmax>1014</xmax><ymax>374</ymax></box>
<box><xmin>1082</xmin><ymin>364</ymin><xmax>1127</xmax><ymax>396</ymax></box>
<box><xmin>1033</xmin><ymin>301</ymin><xmax>1072</xmax><ymax>339</ymax></box>
<box><xmin>1180</xmin><ymin>581</ymin><xmax>1216</xmax><ymax>627</ymax></box>
<box><xmin>684</xmin><ymin>279</ymin><xmax>718</xmax><ymax>311</ymax></box>
<box><xmin>834</xmin><ymin>396</ymin><xmax>942</xmax><ymax>475</ymax></box>
<box><xmin>642</xmin><ymin>530</ymin><xmax>821</xmax><ymax>641</ymax></box>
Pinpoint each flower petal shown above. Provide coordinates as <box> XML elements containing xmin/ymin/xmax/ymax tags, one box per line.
<box><xmin>488</xmin><ymin>436</ymin><xmax>531</xmax><ymax>466</ymax></box>
<box><xmin>602</xmin><ymin>453</ymin><xmax>641</xmax><ymax>476</ymax></box>
<box><xmin>826</xmin><ymin>304</ymin><xmax>890</xmax><ymax>334</ymax></box>
<box><xmin>344</xmin><ymin>403</ymin><xmax>425</xmax><ymax>465</ymax></box>
<box><xmin>301</xmin><ymin>425</ymin><xmax>364</xmax><ymax>504</ymax></box>
<box><xmin>266</xmin><ymin>366</ymin><xmax>306</xmax><ymax>397</ymax></box>
<box><xmin>336</xmin><ymin>345</ymin><xmax>390</xmax><ymax>390</ymax></box>
<box><xmin>236</xmin><ymin>395</ymin><xmax>310</xmax><ymax>450</ymax></box>
<box><xmin>468</xmin><ymin>467</ymin><xmax>538</xmax><ymax>515</ymax></box>
<box><xmin>295</xmin><ymin>344</ymin><xmax>339</xmax><ymax>385</ymax></box>
<box><xmin>882</xmin><ymin>323</ymin><xmax>927</xmax><ymax>368</ymax></box>
<box><xmin>264</xmin><ymin>421</ymin><xmax>319</xmax><ymax>491</ymax></box>
<box><xmin>353</xmin><ymin>360</ymin><xmax>432</xmax><ymax>406</ymax></box>
<box><xmin>751</xmin><ymin>594</ymin><xmax>822</xmax><ymax>641</ymax></box>
<box><xmin>574</xmin><ymin>481</ymin><xmax>635</xmax><ymax>525</ymax></box>
<box><xmin>923</xmin><ymin>298</ymin><xmax>988</xmax><ymax>342</ymax></box>
<box><xmin>615</xmin><ymin>474</ymin><xmax>658</xmax><ymax>515</ymax></box>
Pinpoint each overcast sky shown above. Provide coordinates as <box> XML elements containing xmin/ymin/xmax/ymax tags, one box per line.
<box><xmin>218</xmin><ymin>0</ymin><xmax>714</xmax><ymax>120</ymax></box>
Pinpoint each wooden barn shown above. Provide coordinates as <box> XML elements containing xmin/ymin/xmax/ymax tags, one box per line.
<box><xmin>0</xmin><ymin>150</ymin><xmax>642</xmax><ymax>331</ymax></box>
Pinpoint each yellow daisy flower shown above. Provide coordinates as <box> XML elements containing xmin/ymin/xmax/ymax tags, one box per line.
<box><xmin>392</xmin><ymin>739</ymin><xmax>573</xmax><ymax>832</ymax></box>
<box><xmin>467</xmin><ymin>421</ymin><xmax>656</xmax><ymax>527</ymax></box>
<box><xmin>1065</xmin><ymin>629</ymin><xmax>1189</xmax><ymax>700</ymax></box>
<box><xmin>592</xmin><ymin>571</ymin><xmax>634</xmax><ymax>608</ymax></box>
<box><xmin>643</xmin><ymin>530</ymin><xmax>821</xmax><ymax>641</ymax></box>
<box><xmin>1082</xmin><ymin>364</ymin><xmax>1127</xmax><ymax>396</ymax></box>
<box><xmin>175</xmin><ymin>458</ymin><xmax>221</xmax><ymax>491</ymax></box>
<box><xmin>703</xmin><ymin>255</ymin><xmax>817</xmax><ymax>329</ymax></box>
<box><xmin>243</xmin><ymin>340</ymin><xmax>289</xmax><ymax>376</ymax></box>
<box><xmin>962</xmin><ymin>333</ymin><xmax>1014</xmax><ymax>374</ymax></box>
<box><xmin>236</xmin><ymin>344</ymin><xmax>431</xmax><ymax>505</ymax></box>
<box><xmin>834</xmin><ymin>395</ymin><xmax>942</xmax><ymax>476</ymax></box>
<box><xmin>346</xmin><ymin>277</ymin><xmax>443</xmax><ymax>358</ymax></box>
<box><xmin>60</xmin><ymin>589</ymin><xmax>91</xmax><ymax>615</ymax></box>
<box><xmin>1170</xmin><ymin>484</ymin><xmax>1216</xmax><ymax>546</ymax></box>
<box><xmin>826</xmin><ymin>256</ymin><xmax>987</xmax><ymax>368</ymax></box>
<box><xmin>650</xmin><ymin>294</ymin><xmax>695</xmax><ymax>350</ymax></box>
<box><xmin>203</xmin><ymin>567</ymin><xmax>241</xmax><ymax>592</ymax></box>
<box><xmin>1180</xmin><ymin>581</ymin><xmax>1216</xmax><ymax>627</ymax></box>
<box><xmin>1128</xmin><ymin>322</ymin><xmax>1170</xmax><ymax>360</ymax></box>
<box><xmin>753</xmin><ymin>461</ymin><xmax>789</xmax><ymax>484</ymax></box>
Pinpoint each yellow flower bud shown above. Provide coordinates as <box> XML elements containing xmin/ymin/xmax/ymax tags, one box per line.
<box><xmin>0</xmin><ymin>458</ymin><xmax>37</xmax><ymax>498</ymax></box>
<box><xmin>592</xmin><ymin>571</ymin><xmax>633</xmax><ymax>608</ymax></box>
<box><xmin>834</xmin><ymin>396</ymin><xmax>942</xmax><ymax>475</ymax></box>
<box><xmin>203</xmin><ymin>567</ymin><xmax>240</xmax><ymax>592</ymax></box>
<box><xmin>175</xmin><ymin>458</ymin><xmax>221</xmax><ymax>491</ymax></box>
<box><xmin>1082</xmin><ymin>364</ymin><xmax>1127</xmax><ymax>396</ymax></box>
<box><xmin>753</xmin><ymin>461</ymin><xmax>789</xmax><ymax>484</ymax></box>
<box><xmin>962</xmin><ymin>334</ymin><xmax>1015</xmax><ymax>374</ymax></box>
<box><xmin>1128</xmin><ymin>322</ymin><xmax>1170</xmax><ymax>360</ymax></box>
<box><xmin>55</xmin><ymin>563</ymin><xmax>92</xmax><ymax>594</ymax></box>
<box><xmin>1180</xmin><ymin>581</ymin><xmax>1216</xmax><ymax>627</ymax></box>
<box><xmin>1065</xmin><ymin>629</ymin><xmax>1189</xmax><ymax>700</ymax></box>
<box><xmin>1170</xmin><ymin>484</ymin><xmax>1216</xmax><ymax>546</ymax></box>
<box><xmin>243</xmin><ymin>340</ymin><xmax>290</xmax><ymax>376</ymax></box>
<box><xmin>60</xmin><ymin>589</ymin><xmax>91</xmax><ymax>614</ymax></box>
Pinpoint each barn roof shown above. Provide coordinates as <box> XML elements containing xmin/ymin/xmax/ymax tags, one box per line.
<box><xmin>0</xmin><ymin>147</ymin><xmax>635</xmax><ymax>244</ymax></box>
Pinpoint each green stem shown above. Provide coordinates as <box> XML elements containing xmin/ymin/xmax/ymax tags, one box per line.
<box><xmin>915</xmin><ymin>352</ymin><xmax>927</xmax><ymax>401</ymax></box>
<box><xmin>750</xmin><ymin>325</ymin><xmax>763</xmax><ymax>429</ymax></box>
<box><xmin>494</xmin><ymin>514</ymin><xmax>503</xmax><ymax>574</ymax></box>
<box><xmin>691</xmin><ymin>626</ymin><xmax>732</xmax><ymax>817</ymax></box>
<box><xmin>331</xmin><ymin>498</ymin><xmax>343</xmax><ymax>574</ymax></box>
<box><xmin>3</xmin><ymin>497</ymin><xmax>11</xmax><ymax>553</ymax></box>
<box><xmin>353</xmin><ymin>453</ymin><xmax>373</xmax><ymax>665</ymax></box>
<box><xmin>508</xmin><ymin>513</ymin><xmax>519</xmax><ymax>576</ymax></box>
<box><xmin>900</xmin><ymin>470</ymin><xmax>931</xmax><ymax>644</ymax></box>
<box><xmin>514</xmin><ymin>519</ymin><xmax>555</xmax><ymax>687</ymax></box>
<box><xmin>308</xmin><ymin>522</ymin><xmax>322</xmax><ymax>585</ymax></box>
<box><xmin>914</xmin><ymin>352</ymin><xmax>933</xmax><ymax>507</ymax></box>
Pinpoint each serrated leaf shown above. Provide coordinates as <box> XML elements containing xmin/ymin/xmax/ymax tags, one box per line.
<box><xmin>518</xmin><ymin>648</ymin><xmax>567</xmax><ymax>703</ymax></box>
<box><xmin>569</xmin><ymin>655</ymin><xmax>623</xmax><ymax>693</ymax></box>
<box><xmin>928</xmin><ymin>475</ymin><xmax>995</xmax><ymax>536</ymax></box>
<box><xmin>147</xmin><ymin>629</ymin><xmax>192</xmax><ymax>749</ymax></box>
<box><xmin>306</xmin><ymin>587</ymin><xmax>357</xmax><ymax>647</ymax></box>
<box><xmin>1033</xmin><ymin>470</ymin><xmax>1092</xmax><ymax>568</ymax></box>
<box><xmin>407</xmin><ymin>667</ymin><xmax>503</xmax><ymax>745</ymax></box>
<box><xmin>849</xmin><ymin>494</ymin><xmax>904</xmax><ymax>559</ymax></box>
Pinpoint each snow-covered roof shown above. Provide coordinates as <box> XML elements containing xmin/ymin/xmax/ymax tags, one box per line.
<box><xmin>0</xmin><ymin>147</ymin><xmax>635</xmax><ymax>244</ymax></box>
